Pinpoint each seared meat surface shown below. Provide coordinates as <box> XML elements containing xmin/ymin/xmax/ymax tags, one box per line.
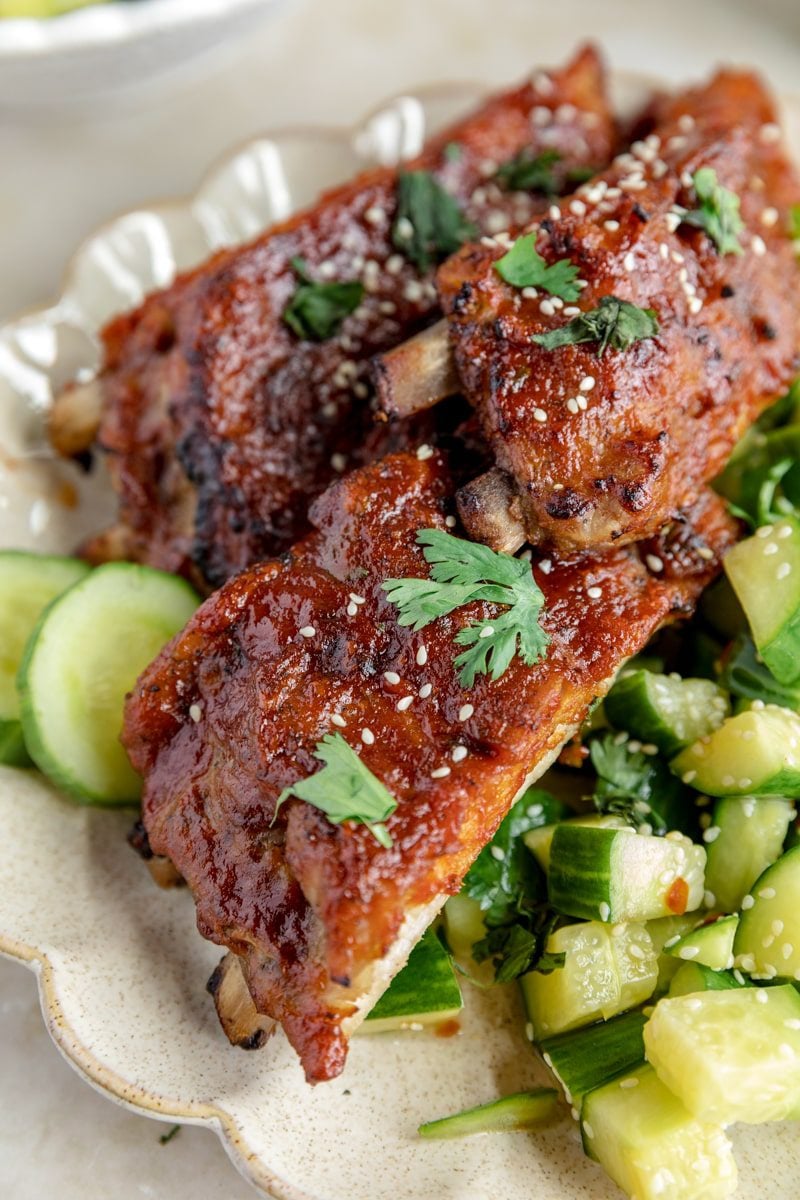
<box><xmin>77</xmin><ymin>47</ymin><xmax>614</xmax><ymax>590</ymax></box>
<box><xmin>438</xmin><ymin>69</ymin><xmax>800</xmax><ymax>552</ymax></box>
<box><xmin>123</xmin><ymin>450</ymin><xmax>736</xmax><ymax>1082</ymax></box>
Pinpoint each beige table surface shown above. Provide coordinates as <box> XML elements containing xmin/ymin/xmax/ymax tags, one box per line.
<box><xmin>1</xmin><ymin>0</ymin><xmax>799</xmax><ymax>1196</ymax></box>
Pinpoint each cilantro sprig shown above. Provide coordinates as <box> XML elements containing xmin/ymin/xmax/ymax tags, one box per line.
<box><xmin>589</xmin><ymin>732</ymin><xmax>693</xmax><ymax>836</ymax></box>
<box><xmin>382</xmin><ymin>529</ymin><xmax>550</xmax><ymax>689</ymax></box>
<box><xmin>391</xmin><ymin>170</ymin><xmax>476</xmax><ymax>271</ymax></box>
<box><xmin>682</xmin><ymin>168</ymin><xmax>744</xmax><ymax>256</ymax></box>
<box><xmin>533</xmin><ymin>295</ymin><xmax>659</xmax><ymax>356</ymax></box>
<box><xmin>282</xmin><ymin>257</ymin><xmax>363</xmax><ymax>341</ymax></box>
<box><xmin>495</xmin><ymin>233</ymin><xmax>580</xmax><ymax>301</ymax></box>
<box><xmin>275</xmin><ymin>733</ymin><xmax>396</xmax><ymax>847</ymax></box>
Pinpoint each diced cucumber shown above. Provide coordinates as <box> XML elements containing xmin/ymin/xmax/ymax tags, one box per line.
<box><xmin>418</xmin><ymin>1089</ymin><xmax>557</xmax><ymax>1139</ymax></box>
<box><xmin>521</xmin><ymin>921</ymin><xmax>656</xmax><ymax>1039</ymax></box>
<box><xmin>671</xmin><ymin>705</ymin><xmax>800</xmax><ymax>798</ymax></box>
<box><xmin>668</xmin><ymin>963</ymin><xmax>749</xmax><ymax>998</ymax></box>
<box><xmin>548</xmin><ymin>826</ymin><xmax>705</xmax><ymax>923</ymax></box>
<box><xmin>539</xmin><ymin>1011</ymin><xmax>646</xmax><ymax>1105</ymax></box>
<box><xmin>442</xmin><ymin>894</ymin><xmax>486</xmax><ymax>963</ymax></box>
<box><xmin>666</xmin><ymin>916</ymin><xmax>738</xmax><ymax>971</ymax></box>
<box><xmin>605</xmin><ymin>670</ymin><xmax>729</xmax><ymax>757</ymax></box>
<box><xmin>721</xmin><ymin>632</ymin><xmax>800</xmax><ymax>711</ymax></box>
<box><xmin>18</xmin><ymin>563</ymin><xmax>199</xmax><ymax>805</ymax></box>
<box><xmin>0</xmin><ymin>551</ymin><xmax>90</xmax><ymax>766</ymax></box>
<box><xmin>724</xmin><ymin>517</ymin><xmax>800</xmax><ymax>684</ymax></box>
<box><xmin>704</xmin><ymin>795</ymin><xmax>795</xmax><ymax>912</ymax></box>
<box><xmin>647</xmin><ymin>914</ymin><xmax>702</xmax><ymax>995</ymax></box>
<box><xmin>362</xmin><ymin>928</ymin><xmax>462</xmax><ymax>1033</ymax></box>
<box><xmin>581</xmin><ymin>1065</ymin><xmax>737</xmax><ymax>1200</ymax></box>
<box><xmin>523</xmin><ymin>813</ymin><xmax>628</xmax><ymax>874</ymax></box>
<box><xmin>644</xmin><ymin>986</ymin><xmax>800</xmax><ymax>1123</ymax></box>
<box><xmin>733</xmin><ymin>844</ymin><xmax>800</xmax><ymax>981</ymax></box>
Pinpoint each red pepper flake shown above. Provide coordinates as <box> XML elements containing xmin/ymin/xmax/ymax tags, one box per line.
<box><xmin>667</xmin><ymin>877</ymin><xmax>689</xmax><ymax>914</ymax></box>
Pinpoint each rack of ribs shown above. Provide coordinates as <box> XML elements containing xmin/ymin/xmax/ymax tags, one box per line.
<box><xmin>375</xmin><ymin>68</ymin><xmax>800</xmax><ymax>554</ymax></box>
<box><xmin>122</xmin><ymin>449</ymin><xmax>737</xmax><ymax>1083</ymax></box>
<box><xmin>50</xmin><ymin>46</ymin><xmax>615</xmax><ymax>591</ymax></box>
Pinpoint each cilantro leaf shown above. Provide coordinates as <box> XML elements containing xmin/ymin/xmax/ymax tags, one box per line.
<box><xmin>682</xmin><ymin>168</ymin><xmax>744</xmax><ymax>256</ymax></box>
<box><xmin>382</xmin><ymin>529</ymin><xmax>550</xmax><ymax>688</ymax></box>
<box><xmin>495</xmin><ymin>233</ymin><xmax>580</xmax><ymax>301</ymax></box>
<box><xmin>533</xmin><ymin>295</ymin><xmax>659</xmax><ymax>356</ymax></box>
<box><xmin>391</xmin><ymin>170</ymin><xmax>476</xmax><ymax>271</ymax></box>
<box><xmin>496</xmin><ymin>148</ymin><xmax>562</xmax><ymax>195</ymax></box>
<box><xmin>282</xmin><ymin>257</ymin><xmax>363</xmax><ymax>341</ymax></box>
<box><xmin>275</xmin><ymin>733</ymin><xmax>396</xmax><ymax>847</ymax></box>
<box><xmin>589</xmin><ymin>732</ymin><xmax>692</xmax><ymax>836</ymax></box>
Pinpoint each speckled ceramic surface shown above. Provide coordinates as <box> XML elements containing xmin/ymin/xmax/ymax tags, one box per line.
<box><xmin>1</xmin><ymin>78</ymin><xmax>799</xmax><ymax>1200</ymax></box>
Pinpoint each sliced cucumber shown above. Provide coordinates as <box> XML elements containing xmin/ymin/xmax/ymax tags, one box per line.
<box><xmin>724</xmin><ymin>517</ymin><xmax>800</xmax><ymax>685</ymax></box>
<box><xmin>18</xmin><ymin>563</ymin><xmax>199</xmax><ymax>805</ymax></box>
<box><xmin>523</xmin><ymin>813</ymin><xmax>628</xmax><ymax>874</ymax></box>
<box><xmin>548</xmin><ymin>826</ymin><xmax>705</xmax><ymax>923</ymax></box>
<box><xmin>668</xmin><ymin>963</ymin><xmax>750</xmax><ymax>998</ymax></box>
<box><xmin>605</xmin><ymin>670</ymin><xmax>729</xmax><ymax>758</ymax></box>
<box><xmin>539</xmin><ymin>1011</ymin><xmax>646</xmax><ymax>1106</ymax></box>
<box><xmin>733</xmin><ymin>845</ymin><xmax>800</xmax><ymax>981</ymax></box>
<box><xmin>671</xmin><ymin>705</ymin><xmax>800</xmax><ymax>798</ymax></box>
<box><xmin>644</xmin><ymin>985</ymin><xmax>800</xmax><ymax>1124</ymax></box>
<box><xmin>721</xmin><ymin>633</ymin><xmax>800</xmax><ymax>711</ymax></box>
<box><xmin>647</xmin><ymin>913</ymin><xmax>702</xmax><ymax>995</ymax></box>
<box><xmin>521</xmin><ymin>920</ymin><xmax>656</xmax><ymax>1039</ymax></box>
<box><xmin>442</xmin><ymin>894</ymin><xmax>486</xmax><ymax>963</ymax></box>
<box><xmin>0</xmin><ymin>551</ymin><xmax>90</xmax><ymax>766</ymax></box>
<box><xmin>581</xmin><ymin>1065</ymin><xmax>737</xmax><ymax>1200</ymax></box>
<box><xmin>666</xmin><ymin>916</ymin><xmax>738</xmax><ymax>971</ymax></box>
<box><xmin>362</xmin><ymin>928</ymin><xmax>462</xmax><ymax>1033</ymax></box>
<box><xmin>704</xmin><ymin>795</ymin><xmax>795</xmax><ymax>912</ymax></box>
<box><xmin>418</xmin><ymin>1089</ymin><xmax>557</xmax><ymax>1139</ymax></box>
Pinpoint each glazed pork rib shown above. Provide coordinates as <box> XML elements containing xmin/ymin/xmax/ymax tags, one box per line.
<box><xmin>51</xmin><ymin>46</ymin><xmax>615</xmax><ymax>591</ymax></box>
<box><xmin>123</xmin><ymin>449</ymin><xmax>736</xmax><ymax>1083</ymax></box>
<box><xmin>376</xmin><ymin>69</ymin><xmax>800</xmax><ymax>554</ymax></box>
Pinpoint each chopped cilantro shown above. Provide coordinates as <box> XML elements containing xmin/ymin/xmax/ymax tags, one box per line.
<box><xmin>282</xmin><ymin>257</ymin><xmax>363</xmax><ymax>341</ymax></box>
<box><xmin>589</xmin><ymin>732</ymin><xmax>692</xmax><ymax>836</ymax></box>
<box><xmin>495</xmin><ymin>233</ymin><xmax>580</xmax><ymax>301</ymax></box>
<box><xmin>682</xmin><ymin>168</ymin><xmax>744</xmax><ymax>256</ymax></box>
<box><xmin>382</xmin><ymin>529</ymin><xmax>550</xmax><ymax>689</ymax></box>
<box><xmin>159</xmin><ymin>1125</ymin><xmax>181</xmax><ymax>1146</ymax></box>
<box><xmin>275</xmin><ymin>733</ymin><xmax>396</xmax><ymax>847</ymax></box>
<box><xmin>391</xmin><ymin>170</ymin><xmax>476</xmax><ymax>271</ymax></box>
<box><xmin>533</xmin><ymin>295</ymin><xmax>659</xmax><ymax>355</ymax></box>
<box><xmin>496</xmin><ymin>148</ymin><xmax>561</xmax><ymax>195</ymax></box>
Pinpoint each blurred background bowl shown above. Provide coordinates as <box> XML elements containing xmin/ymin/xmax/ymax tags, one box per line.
<box><xmin>0</xmin><ymin>0</ymin><xmax>287</xmax><ymax>109</ymax></box>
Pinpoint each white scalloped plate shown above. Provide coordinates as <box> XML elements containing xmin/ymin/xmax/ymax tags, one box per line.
<box><xmin>1</xmin><ymin>77</ymin><xmax>799</xmax><ymax>1200</ymax></box>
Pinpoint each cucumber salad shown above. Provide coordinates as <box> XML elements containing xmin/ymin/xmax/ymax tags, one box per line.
<box><xmin>3</xmin><ymin>386</ymin><xmax>800</xmax><ymax>1200</ymax></box>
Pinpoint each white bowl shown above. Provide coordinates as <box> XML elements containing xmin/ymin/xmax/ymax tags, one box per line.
<box><xmin>0</xmin><ymin>0</ymin><xmax>287</xmax><ymax>108</ymax></box>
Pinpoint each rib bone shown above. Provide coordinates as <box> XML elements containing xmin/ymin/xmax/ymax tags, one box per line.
<box><xmin>372</xmin><ymin>320</ymin><xmax>457</xmax><ymax>418</ymax></box>
<box><xmin>207</xmin><ymin>953</ymin><xmax>276</xmax><ymax>1051</ymax></box>
<box><xmin>49</xmin><ymin>379</ymin><xmax>102</xmax><ymax>458</ymax></box>
<box><xmin>456</xmin><ymin>468</ymin><xmax>527</xmax><ymax>554</ymax></box>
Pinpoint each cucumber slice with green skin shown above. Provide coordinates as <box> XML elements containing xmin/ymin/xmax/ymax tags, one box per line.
<box><xmin>362</xmin><ymin>928</ymin><xmax>462</xmax><ymax>1032</ymax></box>
<box><xmin>0</xmin><ymin>551</ymin><xmax>90</xmax><ymax>766</ymax></box>
<box><xmin>733</xmin><ymin>844</ymin><xmax>800</xmax><ymax>982</ymax></box>
<box><xmin>704</xmin><ymin>795</ymin><xmax>795</xmax><ymax>912</ymax></box>
<box><xmin>721</xmin><ymin>633</ymin><xmax>800</xmax><ymax>711</ymax></box>
<box><xmin>18</xmin><ymin>563</ymin><xmax>199</xmax><ymax>805</ymax></box>
<box><xmin>539</xmin><ymin>1011</ymin><xmax>646</xmax><ymax>1106</ymax></box>
<box><xmin>724</xmin><ymin>517</ymin><xmax>800</xmax><ymax>685</ymax></box>
<box><xmin>581</xmin><ymin>1065</ymin><xmax>737</xmax><ymax>1200</ymax></box>
<box><xmin>523</xmin><ymin>813</ymin><xmax>628</xmax><ymax>874</ymax></box>
<box><xmin>666</xmin><ymin>916</ymin><xmax>738</xmax><ymax>971</ymax></box>
<box><xmin>671</xmin><ymin>705</ymin><xmax>800</xmax><ymax>798</ymax></box>
<box><xmin>605</xmin><ymin>671</ymin><xmax>729</xmax><ymax>758</ymax></box>
<box><xmin>647</xmin><ymin>914</ymin><xmax>702</xmax><ymax>995</ymax></box>
<box><xmin>521</xmin><ymin>921</ymin><xmax>657</xmax><ymax>1039</ymax></box>
<box><xmin>644</xmin><ymin>985</ymin><xmax>800</xmax><ymax>1124</ymax></box>
<box><xmin>668</xmin><ymin>963</ymin><xmax>750</xmax><ymax>998</ymax></box>
<box><xmin>548</xmin><ymin>826</ymin><xmax>705</xmax><ymax>924</ymax></box>
<box><xmin>418</xmin><ymin>1089</ymin><xmax>557</xmax><ymax>1139</ymax></box>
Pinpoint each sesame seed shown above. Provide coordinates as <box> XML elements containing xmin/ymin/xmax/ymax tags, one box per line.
<box><xmin>682</xmin><ymin>770</ymin><xmax>697</xmax><ymax>784</ymax></box>
<box><xmin>347</xmin><ymin>602</ymin><xmax>358</xmax><ymax>616</ymax></box>
<box><xmin>331</xmin><ymin>714</ymin><xmax>347</xmax><ymax>728</ymax></box>
<box><xmin>678</xmin><ymin>113</ymin><xmax>695</xmax><ymax>132</ymax></box>
<box><xmin>548</xmin><ymin>204</ymin><xmax>561</xmax><ymax>221</ymax></box>
<box><xmin>525</xmin><ymin>1021</ymin><xmax>535</xmax><ymax>1042</ymax></box>
<box><xmin>361</xmin><ymin>727</ymin><xmax>375</xmax><ymax>745</ymax></box>
<box><xmin>783</xmin><ymin>944</ymin><xmax>795</xmax><ymax>960</ymax></box>
<box><xmin>777</xmin><ymin>562</ymin><xmax>792</xmax><ymax>580</ymax></box>
<box><xmin>629</xmin><ymin>944</ymin><xmax>646</xmax><ymax>960</ymax></box>
<box><xmin>623</xmin><ymin>251</ymin><xmax>636</xmax><ymax>272</ymax></box>
<box><xmin>419</xmin><ymin>683</ymin><xmax>432</xmax><ymax>699</ymax></box>
<box><xmin>756</xmin><ymin>989</ymin><xmax>769</xmax><ymax>1003</ymax></box>
<box><xmin>688</xmin><ymin>297</ymin><xmax>703</xmax><ymax>315</ymax></box>
<box><xmin>403</xmin><ymin>279</ymin><xmax>425</xmax><ymax>303</ymax></box>
<box><xmin>567</xmin><ymin>398</ymin><xmax>579</xmax><ymax>414</ymax></box>
<box><xmin>759</xmin><ymin>122</ymin><xmax>781</xmax><ymax>144</ymax></box>
<box><xmin>299</xmin><ymin>626</ymin><xmax>316</xmax><ymax>638</ymax></box>
<box><xmin>696</xmin><ymin>545</ymin><xmax>714</xmax><ymax>560</ymax></box>
<box><xmin>395</xmin><ymin>216</ymin><xmax>414</xmax><ymax>241</ymax></box>
<box><xmin>756</xmin><ymin>525</ymin><xmax>774</xmax><ymax>538</ymax></box>
<box><xmin>330</xmin><ymin>453</ymin><xmax>347</xmax><ymax>472</ymax></box>
<box><xmin>522</xmin><ymin>286</ymin><xmax>539</xmax><ymax>300</ymax></box>
<box><xmin>576</xmin><ymin>395</ymin><xmax>588</xmax><ymax>411</ymax></box>
<box><xmin>386</xmin><ymin>254</ymin><xmax>404</xmax><ymax>275</ymax></box>
<box><xmin>458</xmin><ymin>704</ymin><xmax>474</xmax><ymax>722</ymax></box>
<box><xmin>580</xmin><ymin>375</ymin><xmax>596</xmax><ymax>391</ymax></box>
<box><xmin>741</xmin><ymin>894</ymin><xmax>755</xmax><ymax>910</ymax></box>
<box><xmin>539</xmin><ymin>559</ymin><xmax>552</xmax><ymax>574</ymax></box>
<box><xmin>452</xmin><ymin>745</ymin><xmax>468</xmax><ymax>763</ymax></box>
<box><xmin>539</xmin><ymin>299</ymin><xmax>555</xmax><ymax>317</ymax></box>
<box><xmin>532</xmin><ymin>71</ymin><xmax>554</xmax><ymax>96</ymax></box>
<box><xmin>364</xmin><ymin>205</ymin><xmax>386</xmax><ymax>226</ymax></box>
<box><xmin>445</xmin><ymin>515</ymin><xmax>457</xmax><ymax>528</ymax></box>
<box><xmin>703</xmin><ymin>826</ymin><xmax>721</xmax><ymax>843</ymax></box>
<box><xmin>583</xmin><ymin>1122</ymin><xmax>595</xmax><ymax>1140</ymax></box>
<box><xmin>665</xmin><ymin>212</ymin><xmax>681</xmax><ymax>233</ymax></box>
<box><xmin>685</xmin><ymin>997</ymin><xmax>703</xmax><ymax>1011</ymax></box>
<box><xmin>587</xmin><ymin>586</ymin><xmax>602</xmax><ymax>599</ymax></box>
<box><xmin>432</xmin><ymin>766</ymin><xmax>451</xmax><ymax>780</ymax></box>
<box><xmin>379</xmin><ymin>300</ymin><xmax>396</xmax><ymax>316</ymax></box>
<box><xmin>189</xmin><ymin>704</ymin><xmax>202</xmax><ymax>723</ymax></box>
<box><xmin>533</xmin><ymin>407</ymin><xmax>548</xmax><ymax>422</ymax></box>
<box><xmin>764</xmin><ymin>542</ymin><xmax>779</xmax><ymax>556</ymax></box>
<box><xmin>384</xmin><ymin>671</ymin><xmax>400</xmax><ymax>685</ymax></box>
<box><xmin>646</xmin><ymin>554</ymin><xmax>664</xmax><ymax>573</ymax></box>
<box><xmin>396</xmin><ymin>695</ymin><xmax>413</xmax><ymax>712</ymax></box>
<box><xmin>599</xmin><ymin>901</ymin><xmax>611</xmax><ymax>922</ymax></box>
<box><xmin>758</xmin><ymin>887</ymin><xmax>777</xmax><ymax>899</ymax></box>
<box><xmin>751</xmin><ymin>235</ymin><xmax>767</xmax><ymax>257</ymax></box>
<box><xmin>416</xmin><ymin>644</ymin><xmax>428</xmax><ymax>666</ymax></box>
<box><xmin>761</xmin><ymin>206</ymin><xmax>779</xmax><ymax>227</ymax></box>
<box><xmin>563</xmin><ymin>306</ymin><xmax>581</xmax><ymax>316</ymax></box>
<box><xmin>604</xmin><ymin>219</ymin><xmax>620</xmax><ymax>232</ymax></box>
<box><xmin>416</xmin><ymin>444</ymin><xmax>434</xmax><ymax>461</ymax></box>
<box><xmin>570</xmin><ymin>199</ymin><xmax>586</xmax><ymax>217</ymax></box>
<box><xmin>679</xmin><ymin>945</ymin><xmax>700</xmax><ymax>960</ymax></box>
<box><xmin>619</xmin><ymin>1077</ymin><xmax>639</xmax><ymax>1089</ymax></box>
